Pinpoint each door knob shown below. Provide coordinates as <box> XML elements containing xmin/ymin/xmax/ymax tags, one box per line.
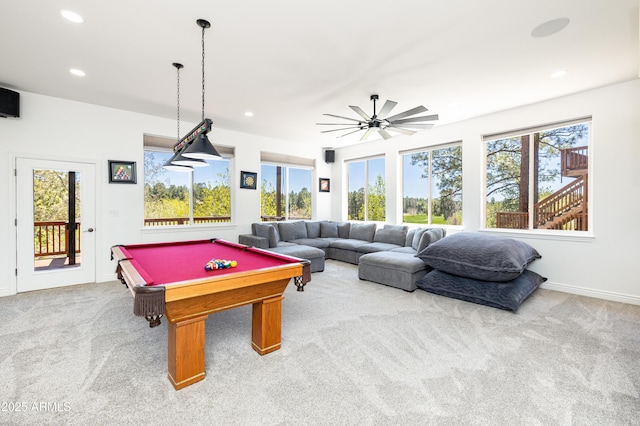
<box><xmin>87</xmin><ymin>228</ymin><xmax>94</xmax><ymax>232</ymax></box>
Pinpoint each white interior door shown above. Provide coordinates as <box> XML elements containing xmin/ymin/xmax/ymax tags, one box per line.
<box><xmin>16</xmin><ymin>158</ymin><xmax>96</xmax><ymax>292</ymax></box>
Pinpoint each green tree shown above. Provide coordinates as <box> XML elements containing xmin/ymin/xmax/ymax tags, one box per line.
<box><xmin>368</xmin><ymin>175</ymin><xmax>386</xmax><ymax>221</ymax></box>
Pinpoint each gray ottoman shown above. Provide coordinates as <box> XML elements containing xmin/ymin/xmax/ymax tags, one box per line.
<box><xmin>269</xmin><ymin>244</ymin><xmax>325</xmax><ymax>273</ymax></box>
<box><xmin>358</xmin><ymin>252</ymin><xmax>429</xmax><ymax>291</ymax></box>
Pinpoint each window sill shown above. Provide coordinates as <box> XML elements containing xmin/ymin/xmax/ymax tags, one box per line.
<box><xmin>142</xmin><ymin>223</ymin><xmax>237</xmax><ymax>234</ymax></box>
<box><xmin>478</xmin><ymin>228</ymin><xmax>594</xmax><ymax>243</ymax></box>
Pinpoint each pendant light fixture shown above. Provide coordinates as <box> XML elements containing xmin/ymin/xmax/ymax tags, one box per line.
<box><xmin>183</xmin><ymin>19</ymin><xmax>223</xmax><ymax>161</ymax></box>
<box><xmin>163</xmin><ymin>62</ymin><xmax>205</xmax><ymax>171</ymax></box>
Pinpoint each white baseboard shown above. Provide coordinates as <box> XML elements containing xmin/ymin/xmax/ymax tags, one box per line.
<box><xmin>541</xmin><ymin>281</ymin><xmax>640</xmax><ymax>306</ymax></box>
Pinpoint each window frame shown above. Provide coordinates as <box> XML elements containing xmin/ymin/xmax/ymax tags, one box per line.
<box><xmin>259</xmin><ymin>162</ymin><xmax>313</xmax><ymax>221</ymax></box>
<box><xmin>142</xmin><ymin>146</ymin><xmax>234</xmax><ymax>227</ymax></box>
<box><xmin>345</xmin><ymin>155</ymin><xmax>386</xmax><ymax>222</ymax></box>
<box><xmin>400</xmin><ymin>141</ymin><xmax>463</xmax><ymax>227</ymax></box>
<box><xmin>482</xmin><ymin>118</ymin><xmax>592</xmax><ymax>236</ymax></box>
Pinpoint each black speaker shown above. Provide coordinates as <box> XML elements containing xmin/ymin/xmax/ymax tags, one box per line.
<box><xmin>0</xmin><ymin>88</ymin><xmax>20</xmax><ymax>118</ymax></box>
<box><xmin>325</xmin><ymin>149</ymin><xmax>335</xmax><ymax>163</ymax></box>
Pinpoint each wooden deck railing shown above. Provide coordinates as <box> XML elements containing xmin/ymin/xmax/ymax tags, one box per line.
<box><xmin>143</xmin><ymin>216</ymin><xmax>231</xmax><ymax>226</ymax></box>
<box><xmin>495</xmin><ymin>212</ymin><xmax>529</xmax><ymax>229</ymax></box>
<box><xmin>34</xmin><ymin>221</ymin><xmax>81</xmax><ymax>257</ymax></box>
<box><xmin>561</xmin><ymin>146</ymin><xmax>588</xmax><ymax>176</ymax></box>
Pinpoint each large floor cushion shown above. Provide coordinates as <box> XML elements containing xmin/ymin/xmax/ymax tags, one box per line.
<box><xmin>416</xmin><ymin>269</ymin><xmax>546</xmax><ymax>312</ymax></box>
<box><xmin>358</xmin><ymin>251</ymin><xmax>429</xmax><ymax>292</ymax></box>
<box><xmin>269</xmin><ymin>244</ymin><xmax>325</xmax><ymax>273</ymax></box>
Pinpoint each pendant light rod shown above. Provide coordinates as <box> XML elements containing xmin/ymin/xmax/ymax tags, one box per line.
<box><xmin>197</xmin><ymin>19</ymin><xmax>210</xmax><ymax>121</ymax></box>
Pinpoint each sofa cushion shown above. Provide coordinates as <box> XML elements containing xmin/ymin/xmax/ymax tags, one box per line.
<box><xmin>374</xmin><ymin>225</ymin><xmax>408</xmax><ymax>246</ymax></box>
<box><xmin>416</xmin><ymin>269</ymin><xmax>546</xmax><ymax>312</ymax></box>
<box><xmin>411</xmin><ymin>228</ymin><xmax>429</xmax><ymax>250</ymax></box>
<box><xmin>289</xmin><ymin>238</ymin><xmax>331</xmax><ymax>249</ymax></box>
<box><xmin>254</xmin><ymin>223</ymin><xmax>279</xmax><ymax>248</ymax></box>
<box><xmin>305</xmin><ymin>221</ymin><xmax>323</xmax><ymax>238</ymax></box>
<box><xmin>330</xmin><ymin>239</ymin><xmax>370</xmax><ymax>250</ymax></box>
<box><xmin>417</xmin><ymin>232</ymin><xmax>541</xmax><ymax>282</ymax></box>
<box><xmin>415</xmin><ymin>228</ymin><xmax>446</xmax><ymax>254</ymax></box>
<box><xmin>278</xmin><ymin>221</ymin><xmax>307</xmax><ymax>241</ymax></box>
<box><xmin>320</xmin><ymin>221</ymin><xmax>339</xmax><ymax>238</ymax></box>
<box><xmin>390</xmin><ymin>246</ymin><xmax>418</xmax><ymax>255</ymax></box>
<box><xmin>336</xmin><ymin>222</ymin><xmax>351</xmax><ymax>239</ymax></box>
<box><xmin>358</xmin><ymin>242</ymin><xmax>403</xmax><ymax>254</ymax></box>
<box><xmin>349</xmin><ymin>223</ymin><xmax>377</xmax><ymax>242</ymax></box>
<box><xmin>405</xmin><ymin>229</ymin><xmax>417</xmax><ymax>247</ymax></box>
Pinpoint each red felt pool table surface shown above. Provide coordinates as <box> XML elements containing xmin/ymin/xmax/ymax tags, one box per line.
<box><xmin>117</xmin><ymin>239</ymin><xmax>295</xmax><ymax>286</ymax></box>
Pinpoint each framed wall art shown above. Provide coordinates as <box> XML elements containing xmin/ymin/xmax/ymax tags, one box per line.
<box><xmin>240</xmin><ymin>171</ymin><xmax>257</xmax><ymax>189</ymax></box>
<box><xmin>108</xmin><ymin>160</ymin><xmax>137</xmax><ymax>184</ymax></box>
<box><xmin>319</xmin><ymin>178</ymin><xmax>330</xmax><ymax>193</ymax></box>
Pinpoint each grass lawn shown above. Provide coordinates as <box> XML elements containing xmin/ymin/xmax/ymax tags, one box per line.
<box><xmin>402</xmin><ymin>214</ymin><xmax>446</xmax><ymax>224</ymax></box>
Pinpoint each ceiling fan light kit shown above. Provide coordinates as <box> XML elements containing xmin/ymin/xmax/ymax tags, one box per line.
<box><xmin>318</xmin><ymin>94</ymin><xmax>438</xmax><ymax>141</ymax></box>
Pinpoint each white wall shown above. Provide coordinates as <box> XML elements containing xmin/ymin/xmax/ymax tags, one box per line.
<box><xmin>334</xmin><ymin>79</ymin><xmax>640</xmax><ymax>304</ymax></box>
<box><xmin>0</xmin><ymin>92</ymin><xmax>332</xmax><ymax>296</ymax></box>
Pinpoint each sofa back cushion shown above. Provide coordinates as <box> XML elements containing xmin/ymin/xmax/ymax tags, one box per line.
<box><xmin>411</xmin><ymin>228</ymin><xmax>429</xmax><ymax>250</ymax></box>
<box><xmin>320</xmin><ymin>221</ymin><xmax>339</xmax><ymax>238</ymax></box>
<box><xmin>278</xmin><ymin>221</ymin><xmax>308</xmax><ymax>241</ymax></box>
<box><xmin>349</xmin><ymin>222</ymin><xmax>377</xmax><ymax>242</ymax></box>
<box><xmin>415</xmin><ymin>228</ymin><xmax>446</xmax><ymax>253</ymax></box>
<box><xmin>254</xmin><ymin>223</ymin><xmax>279</xmax><ymax>248</ymax></box>
<box><xmin>405</xmin><ymin>229</ymin><xmax>417</xmax><ymax>247</ymax></box>
<box><xmin>374</xmin><ymin>225</ymin><xmax>408</xmax><ymax>246</ymax></box>
<box><xmin>305</xmin><ymin>221</ymin><xmax>323</xmax><ymax>238</ymax></box>
<box><xmin>336</xmin><ymin>222</ymin><xmax>351</xmax><ymax>239</ymax></box>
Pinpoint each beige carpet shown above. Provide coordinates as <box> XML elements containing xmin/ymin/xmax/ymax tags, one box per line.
<box><xmin>1</xmin><ymin>260</ymin><xmax>639</xmax><ymax>425</ymax></box>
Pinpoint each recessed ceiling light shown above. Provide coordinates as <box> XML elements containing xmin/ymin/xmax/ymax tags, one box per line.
<box><xmin>551</xmin><ymin>70</ymin><xmax>567</xmax><ymax>78</ymax></box>
<box><xmin>69</xmin><ymin>68</ymin><xmax>86</xmax><ymax>77</ymax></box>
<box><xmin>244</xmin><ymin>111</ymin><xmax>254</xmax><ymax>117</ymax></box>
<box><xmin>60</xmin><ymin>10</ymin><xmax>84</xmax><ymax>23</ymax></box>
<box><xmin>531</xmin><ymin>18</ymin><xmax>570</xmax><ymax>38</ymax></box>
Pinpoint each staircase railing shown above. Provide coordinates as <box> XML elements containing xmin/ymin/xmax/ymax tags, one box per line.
<box><xmin>496</xmin><ymin>212</ymin><xmax>528</xmax><ymax>229</ymax></box>
<box><xmin>534</xmin><ymin>175</ymin><xmax>586</xmax><ymax>228</ymax></box>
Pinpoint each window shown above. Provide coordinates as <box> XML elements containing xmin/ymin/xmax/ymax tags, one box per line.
<box><xmin>260</xmin><ymin>165</ymin><xmax>312</xmax><ymax>220</ymax></box>
<box><xmin>402</xmin><ymin>144</ymin><xmax>462</xmax><ymax>225</ymax></box>
<box><xmin>484</xmin><ymin>119</ymin><xmax>590</xmax><ymax>231</ymax></box>
<box><xmin>143</xmin><ymin>144</ymin><xmax>232</xmax><ymax>226</ymax></box>
<box><xmin>347</xmin><ymin>157</ymin><xmax>385</xmax><ymax>221</ymax></box>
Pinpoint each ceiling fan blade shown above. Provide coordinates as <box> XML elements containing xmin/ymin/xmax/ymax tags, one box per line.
<box><xmin>385</xmin><ymin>127</ymin><xmax>416</xmax><ymax>136</ymax></box>
<box><xmin>317</xmin><ymin>123</ymin><xmax>360</xmax><ymax>125</ymax></box>
<box><xmin>323</xmin><ymin>113</ymin><xmax>362</xmax><ymax>123</ymax></box>
<box><xmin>390</xmin><ymin>123</ymin><xmax>435</xmax><ymax>130</ymax></box>
<box><xmin>378</xmin><ymin>128</ymin><xmax>393</xmax><ymax>140</ymax></box>
<box><xmin>385</xmin><ymin>105</ymin><xmax>428</xmax><ymax>122</ymax></box>
<box><xmin>390</xmin><ymin>114</ymin><xmax>439</xmax><ymax>124</ymax></box>
<box><xmin>376</xmin><ymin>100</ymin><xmax>397</xmax><ymax>119</ymax></box>
<box><xmin>349</xmin><ymin>105</ymin><xmax>371</xmax><ymax>121</ymax></box>
<box><xmin>360</xmin><ymin>128</ymin><xmax>375</xmax><ymax>141</ymax></box>
<box><xmin>321</xmin><ymin>126</ymin><xmax>362</xmax><ymax>134</ymax></box>
<box><xmin>338</xmin><ymin>128</ymin><xmax>366</xmax><ymax>138</ymax></box>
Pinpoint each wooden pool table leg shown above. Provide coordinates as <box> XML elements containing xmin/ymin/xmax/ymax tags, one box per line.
<box><xmin>251</xmin><ymin>295</ymin><xmax>284</xmax><ymax>355</ymax></box>
<box><xmin>167</xmin><ymin>314</ymin><xmax>208</xmax><ymax>390</ymax></box>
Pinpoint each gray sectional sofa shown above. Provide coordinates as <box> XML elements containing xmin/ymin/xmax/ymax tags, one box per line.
<box><xmin>238</xmin><ymin>221</ymin><xmax>446</xmax><ymax>291</ymax></box>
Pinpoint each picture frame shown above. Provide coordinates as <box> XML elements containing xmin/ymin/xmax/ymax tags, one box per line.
<box><xmin>108</xmin><ymin>160</ymin><xmax>137</xmax><ymax>184</ymax></box>
<box><xmin>240</xmin><ymin>171</ymin><xmax>257</xmax><ymax>189</ymax></box>
<box><xmin>319</xmin><ymin>178</ymin><xmax>330</xmax><ymax>193</ymax></box>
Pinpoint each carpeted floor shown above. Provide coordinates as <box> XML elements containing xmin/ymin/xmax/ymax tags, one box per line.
<box><xmin>1</xmin><ymin>260</ymin><xmax>639</xmax><ymax>425</ymax></box>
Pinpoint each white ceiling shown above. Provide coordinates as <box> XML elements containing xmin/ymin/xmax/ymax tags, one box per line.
<box><xmin>1</xmin><ymin>0</ymin><xmax>638</xmax><ymax>148</ymax></box>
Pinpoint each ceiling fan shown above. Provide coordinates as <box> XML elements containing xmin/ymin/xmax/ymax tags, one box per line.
<box><xmin>317</xmin><ymin>94</ymin><xmax>438</xmax><ymax>141</ymax></box>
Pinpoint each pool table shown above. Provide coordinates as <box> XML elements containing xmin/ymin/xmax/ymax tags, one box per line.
<box><xmin>110</xmin><ymin>238</ymin><xmax>310</xmax><ymax>390</ymax></box>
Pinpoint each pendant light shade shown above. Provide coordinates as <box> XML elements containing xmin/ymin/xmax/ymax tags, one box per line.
<box><xmin>163</xmin><ymin>152</ymin><xmax>194</xmax><ymax>172</ymax></box>
<box><xmin>171</xmin><ymin>149</ymin><xmax>209</xmax><ymax>167</ymax></box>
<box><xmin>182</xmin><ymin>134</ymin><xmax>223</xmax><ymax>160</ymax></box>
